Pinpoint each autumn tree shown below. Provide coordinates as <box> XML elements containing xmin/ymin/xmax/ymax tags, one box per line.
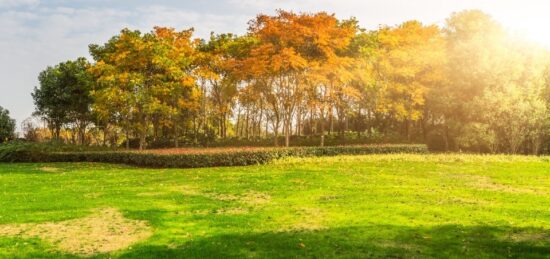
<box><xmin>90</xmin><ymin>27</ymin><xmax>198</xmax><ymax>150</ymax></box>
<box><xmin>29</xmin><ymin>9</ymin><xmax>550</xmax><ymax>152</ymax></box>
<box><xmin>244</xmin><ymin>10</ymin><xmax>356</xmax><ymax>146</ymax></box>
<box><xmin>376</xmin><ymin>21</ymin><xmax>446</xmax><ymax>142</ymax></box>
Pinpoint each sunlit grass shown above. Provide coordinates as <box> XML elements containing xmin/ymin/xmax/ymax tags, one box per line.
<box><xmin>0</xmin><ymin>154</ymin><xmax>549</xmax><ymax>258</ymax></box>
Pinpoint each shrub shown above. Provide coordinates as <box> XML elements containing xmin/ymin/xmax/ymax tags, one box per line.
<box><xmin>0</xmin><ymin>143</ymin><xmax>428</xmax><ymax>168</ymax></box>
<box><xmin>0</xmin><ymin>141</ymin><xmax>113</xmax><ymax>162</ymax></box>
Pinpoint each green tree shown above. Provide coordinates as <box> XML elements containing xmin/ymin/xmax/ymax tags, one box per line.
<box><xmin>196</xmin><ymin>33</ymin><xmax>242</xmax><ymax>139</ymax></box>
<box><xmin>0</xmin><ymin>106</ymin><xmax>16</xmax><ymax>143</ymax></box>
<box><xmin>32</xmin><ymin>58</ymin><xmax>93</xmax><ymax>142</ymax></box>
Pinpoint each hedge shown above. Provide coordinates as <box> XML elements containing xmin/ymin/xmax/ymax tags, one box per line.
<box><xmin>0</xmin><ymin>143</ymin><xmax>428</xmax><ymax>168</ymax></box>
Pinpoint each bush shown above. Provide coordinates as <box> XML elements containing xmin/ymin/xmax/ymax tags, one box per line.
<box><xmin>0</xmin><ymin>141</ymin><xmax>113</xmax><ymax>162</ymax></box>
<box><xmin>0</xmin><ymin>143</ymin><xmax>428</xmax><ymax>168</ymax></box>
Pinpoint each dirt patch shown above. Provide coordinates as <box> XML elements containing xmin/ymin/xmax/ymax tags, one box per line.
<box><xmin>280</xmin><ymin>207</ymin><xmax>326</xmax><ymax>232</ymax></box>
<box><xmin>210</xmin><ymin>193</ymin><xmax>240</xmax><ymax>201</ymax></box>
<box><xmin>444</xmin><ymin>197</ymin><xmax>490</xmax><ymax>206</ymax></box>
<box><xmin>241</xmin><ymin>192</ymin><xmax>271</xmax><ymax>205</ymax></box>
<box><xmin>39</xmin><ymin>167</ymin><xmax>60</xmax><ymax>173</ymax></box>
<box><xmin>507</xmin><ymin>231</ymin><xmax>550</xmax><ymax>243</ymax></box>
<box><xmin>471</xmin><ymin>176</ymin><xmax>545</xmax><ymax>195</ymax></box>
<box><xmin>215</xmin><ymin>207</ymin><xmax>248</xmax><ymax>215</ymax></box>
<box><xmin>0</xmin><ymin>208</ymin><xmax>152</xmax><ymax>256</ymax></box>
<box><xmin>137</xmin><ymin>185</ymin><xmax>202</xmax><ymax>197</ymax></box>
<box><xmin>209</xmin><ymin>192</ymin><xmax>272</xmax><ymax>205</ymax></box>
<box><xmin>191</xmin><ymin>207</ymin><xmax>249</xmax><ymax>216</ymax></box>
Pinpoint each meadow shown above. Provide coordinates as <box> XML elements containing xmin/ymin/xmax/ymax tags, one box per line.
<box><xmin>0</xmin><ymin>154</ymin><xmax>549</xmax><ymax>258</ymax></box>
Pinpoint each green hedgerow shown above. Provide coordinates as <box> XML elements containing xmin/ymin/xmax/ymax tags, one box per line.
<box><xmin>0</xmin><ymin>142</ymin><xmax>428</xmax><ymax>168</ymax></box>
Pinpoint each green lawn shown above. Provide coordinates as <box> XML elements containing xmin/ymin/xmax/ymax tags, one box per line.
<box><xmin>0</xmin><ymin>154</ymin><xmax>549</xmax><ymax>258</ymax></box>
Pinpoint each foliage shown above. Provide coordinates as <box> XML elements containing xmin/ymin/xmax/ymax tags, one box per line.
<box><xmin>0</xmin><ymin>142</ymin><xmax>427</xmax><ymax>167</ymax></box>
<box><xmin>425</xmin><ymin>10</ymin><xmax>550</xmax><ymax>154</ymax></box>
<box><xmin>32</xmin><ymin>58</ymin><xmax>94</xmax><ymax>142</ymax></box>
<box><xmin>0</xmin><ymin>106</ymin><xmax>16</xmax><ymax>143</ymax></box>
<box><xmin>26</xmin><ymin>9</ymin><xmax>550</xmax><ymax>154</ymax></box>
<box><xmin>89</xmin><ymin>27</ymin><xmax>198</xmax><ymax>150</ymax></box>
<box><xmin>0</xmin><ymin>141</ymin><xmax>113</xmax><ymax>162</ymax></box>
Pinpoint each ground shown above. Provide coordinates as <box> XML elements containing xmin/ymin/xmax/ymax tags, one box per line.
<box><xmin>0</xmin><ymin>154</ymin><xmax>549</xmax><ymax>258</ymax></box>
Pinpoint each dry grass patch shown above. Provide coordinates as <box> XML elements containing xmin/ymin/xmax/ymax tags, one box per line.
<box><xmin>241</xmin><ymin>192</ymin><xmax>272</xmax><ymax>205</ymax></box>
<box><xmin>136</xmin><ymin>192</ymin><xmax>166</xmax><ymax>197</ymax></box>
<box><xmin>39</xmin><ymin>166</ymin><xmax>60</xmax><ymax>173</ymax></box>
<box><xmin>137</xmin><ymin>185</ymin><xmax>202</xmax><ymax>197</ymax></box>
<box><xmin>215</xmin><ymin>207</ymin><xmax>249</xmax><ymax>215</ymax></box>
<box><xmin>190</xmin><ymin>207</ymin><xmax>249</xmax><ymax>216</ymax></box>
<box><xmin>0</xmin><ymin>208</ymin><xmax>152</xmax><ymax>256</ymax></box>
<box><xmin>471</xmin><ymin>176</ymin><xmax>546</xmax><ymax>195</ymax></box>
<box><xmin>208</xmin><ymin>191</ymin><xmax>272</xmax><ymax>205</ymax></box>
<box><xmin>280</xmin><ymin>207</ymin><xmax>326</xmax><ymax>232</ymax></box>
<box><xmin>507</xmin><ymin>231</ymin><xmax>550</xmax><ymax>243</ymax></box>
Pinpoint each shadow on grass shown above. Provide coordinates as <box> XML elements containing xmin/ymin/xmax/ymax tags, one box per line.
<box><xmin>117</xmin><ymin>224</ymin><xmax>550</xmax><ymax>258</ymax></box>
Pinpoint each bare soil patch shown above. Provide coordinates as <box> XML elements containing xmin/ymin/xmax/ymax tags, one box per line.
<box><xmin>472</xmin><ymin>176</ymin><xmax>546</xmax><ymax>195</ymax></box>
<box><xmin>0</xmin><ymin>208</ymin><xmax>152</xmax><ymax>256</ymax></box>
<box><xmin>280</xmin><ymin>207</ymin><xmax>326</xmax><ymax>232</ymax></box>
<box><xmin>39</xmin><ymin>166</ymin><xmax>61</xmax><ymax>173</ymax></box>
<box><xmin>210</xmin><ymin>192</ymin><xmax>272</xmax><ymax>205</ymax></box>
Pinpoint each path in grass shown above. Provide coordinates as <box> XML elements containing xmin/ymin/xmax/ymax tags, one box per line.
<box><xmin>0</xmin><ymin>154</ymin><xmax>549</xmax><ymax>258</ymax></box>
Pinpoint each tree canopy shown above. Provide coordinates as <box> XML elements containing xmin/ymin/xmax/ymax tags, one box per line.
<box><xmin>0</xmin><ymin>106</ymin><xmax>16</xmax><ymax>143</ymax></box>
<box><xmin>28</xmin><ymin>9</ymin><xmax>550</xmax><ymax>154</ymax></box>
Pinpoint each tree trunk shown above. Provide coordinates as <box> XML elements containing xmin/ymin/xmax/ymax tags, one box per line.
<box><xmin>285</xmin><ymin>119</ymin><xmax>290</xmax><ymax>147</ymax></box>
<box><xmin>236</xmin><ymin>108</ymin><xmax>242</xmax><ymax>138</ymax></box>
<box><xmin>245</xmin><ymin>109</ymin><xmax>250</xmax><ymax>140</ymax></box>
<box><xmin>125</xmin><ymin>128</ymin><xmax>130</xmax><ymax>150</ymax></box>
<box><xmin>102</xmin><ymin>127</ymin><xmax>107</xmax><ymax>147</ymax></box>
<box><xmin>319</xmin><ymin>114</ymin><xmax>325</xmax><ymax>147</ymax></box>
<box><xmin>405</xmin><ymin>119</ymin><xmax>411</xmax><ymax>142</ymax></box>
<box><xmin>444</xmin><ymin>124</ymin><xmax>450</xmax><ymax>152</ymax></box>
<box><xmin>174</xmin><ymin>120</ymin><xmax>179</xmax><ymax>148</ymax></box>
<box><xmin>139</xmin><ymin>133</ymin><xmax>146</xmax><ymax>150</ymax></box>
<box><xmin>273</xmin><ymin>117</ymin><xmax>280</xmax><ymax>147</ymax></box>
<box><xmin>329</xmin><ymin>112</ymin><xmax>333</xmax><ymax>135</ymax></box>
<box><xmin>139</xmin><ymin>115</ymin><xmax>147</xmax><ymax>150</ymax></box>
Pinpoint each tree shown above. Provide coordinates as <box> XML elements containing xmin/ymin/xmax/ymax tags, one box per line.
<box><xmin>196</xmin><ymin>33</ymin><xmax>243</xmax><ymax>139</ymax></box>
<box><xmin>0</xmin><ymin>106</ymin><xmax>16</xmax><ymax>143</ymax></box>
<box><xmin>243</xmin><ymin>10</ymin><xmax>356</xmax><ymax>146</ymax></box>
<box><xmin>21</xmin><ymin>117</ymin><xmax>40</xmax><ymax>142</ymax></box>
<box><xmin>437</xmin><ymin>10</ymin><xmax>550</xmax><ymax>153</ymax></box>
<box><xmin>430</xmin><ymin>10</ymin><xmax>508</xmax><ymax>150</ymax></box>
<box><xmin>376</xmin><ymin>21</ymin><xmax>446</xmax><ymax>141</ymax></box>
<box><xmin>32</xmin><ymin>58</ymin><xmax>93</xmax><ymax>142</ymax></box>
<box><xmin>90</xmin><ymin>27</ymin><xmax>198</xmax><ymax>150</ymax></box>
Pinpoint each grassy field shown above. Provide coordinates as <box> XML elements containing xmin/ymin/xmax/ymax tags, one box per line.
<box><xmin>0</xmin><ymin>154</ymin><xmax>549</xmax><ymax>258</ymax></box>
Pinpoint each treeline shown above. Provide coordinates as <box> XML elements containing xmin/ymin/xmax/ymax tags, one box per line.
<box><xmin>29</xmin><ymin>10</ymin><xmax>550</xmax><ymax>153</ymax></box>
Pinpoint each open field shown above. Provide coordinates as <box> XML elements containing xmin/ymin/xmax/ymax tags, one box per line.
<box><xmin>0</xmin><ymin>154</ymin><xmax>549</xmax><ymax>258</ymax></box>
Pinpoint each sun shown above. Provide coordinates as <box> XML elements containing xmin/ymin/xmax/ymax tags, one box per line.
<box><xmin>494</xmin><ymin>10</ymin><xmax>550</xmax><ymax>49</ymax></box>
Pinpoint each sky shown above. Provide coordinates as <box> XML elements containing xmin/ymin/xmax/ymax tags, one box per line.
<box><xmin>2</xmin><ymin>0</ymin><xmax>550</xmax><ymax>128</ymax></box>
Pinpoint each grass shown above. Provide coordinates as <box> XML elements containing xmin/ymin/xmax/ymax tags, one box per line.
<box><xmin>0</xmin><ymin>154</ymin><xmax>549</xmax><ymax>258</ymax></box>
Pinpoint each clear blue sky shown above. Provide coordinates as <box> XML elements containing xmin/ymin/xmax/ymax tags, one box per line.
<box><xmin>1</xmin><ymin>0</ymin><xmax>549</xmax><ymax>128</ymax></box>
